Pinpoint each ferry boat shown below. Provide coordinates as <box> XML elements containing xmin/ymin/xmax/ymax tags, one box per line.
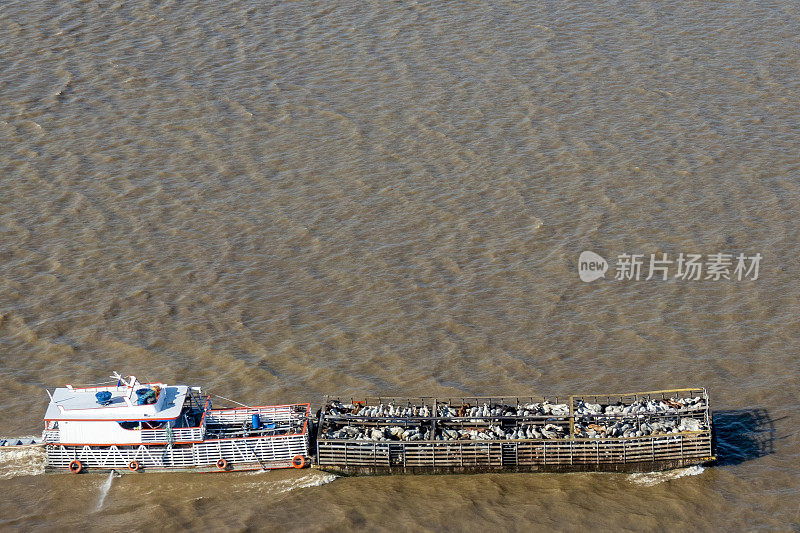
<box><xmin>1</xmin><ymin>375</ymin><xmax>715</xmax><ymax>475</ymax></box>
<box><xmin>40</xmin><ymin>373</ymin><xmax>311</xmax><ymax>473</ymax></box>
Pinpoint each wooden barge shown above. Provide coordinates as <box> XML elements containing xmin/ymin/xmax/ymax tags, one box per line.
<box><xmin>314</xmin><ymin>388</ymin><xmax>715</xmax><ymax>475</ymax></box>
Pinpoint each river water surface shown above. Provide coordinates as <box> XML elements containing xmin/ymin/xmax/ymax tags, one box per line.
<box><xmin>0</xmin><ymin>1</ymin><xmax>798</xmax><ymax>531</ymax></box>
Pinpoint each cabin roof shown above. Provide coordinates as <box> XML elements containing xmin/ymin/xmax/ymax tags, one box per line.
<box><xmin>44</xmin><ymin>383</ymin><xmax>189</xmax><ymax>421</ymax></box>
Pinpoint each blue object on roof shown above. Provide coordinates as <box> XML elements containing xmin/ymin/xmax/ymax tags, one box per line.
<box><xmin>95</xmin><ymin>391</ymin><xmax>113</xmax><ymax>405</ymax></box>
<box><xmin>136</xmin><ymin>388</ymin><xmax>156</xmax><ymax>405</ymax></box>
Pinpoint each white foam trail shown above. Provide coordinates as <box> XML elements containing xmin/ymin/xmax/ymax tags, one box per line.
<box><xmin>0</xmin><ymin>445</ymin><xmax>46</xmax><ymax>479</ymax></box>
<box><xmin>274</xmin><ymin>472</ymin><xmax>338</xmax><ymax>494</ymax></box>
<box><xmin>245</xmin><ymin>468</ymin><xmax>272</xmax><ymax>475</ymax></box>
<box><xmin>95</xmin><ymin>471</ymin><xmax>115</xmax><ymax>511</ymax></box>
<box><xmin>628</xmin><ymin>465</ymin><xmax>705</xmax><ymax>486</ymax></box>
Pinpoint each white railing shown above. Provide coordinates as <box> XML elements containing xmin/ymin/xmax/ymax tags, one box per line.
<box><xmin>140</xmin><ymin>426</ymin><xmax>204</xmax><ymax>443</ymax></box>
<box><xmin>139</xmin><ymin>394</ymin><xmax>210</xmax><ymax>443</ymax></box>
<box><xmin>46</xmin><ymin>432</ymin><xmax>310</xmax><ymax>470</ymax></box>
<box><xmin>206</xmin><ymin>404</ymin><xmax>310</xmax><ymax>428</ymax></box>
<box><xmin>194</xmin><ymin>432</ymin><xmax>309</xmax><ymax>466</ymax></box>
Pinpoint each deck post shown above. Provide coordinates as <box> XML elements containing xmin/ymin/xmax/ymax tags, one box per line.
<box><xmin>569</xmin><ymin>395</ymin><xmax>575</xmax><ymax>438</ymax></box>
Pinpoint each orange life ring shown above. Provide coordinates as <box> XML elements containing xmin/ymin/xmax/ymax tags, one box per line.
<box><xmin>127</xmin><ymin>460</ymin><xmax>140</xmax><ymax>472</ymax></box>
<box><xmin>291</xmin><ymin>455</ymin><xmax>306</xmax><ymax>469</ymax></box>
<box><xmin>216</xmin><ymin>458</ymin><xmax>228</xmax><ymax>470</ymax></box>
<box><xmin>68</xmin><ymin>460</ymin><xmax>82</xmax><ymax>474</ymax></box>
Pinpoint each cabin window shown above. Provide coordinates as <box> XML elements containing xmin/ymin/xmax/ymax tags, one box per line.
<box><xmin>118</xmin><ymin>420</ymin><xmax>166</xmax><ymax>430</ymax></box>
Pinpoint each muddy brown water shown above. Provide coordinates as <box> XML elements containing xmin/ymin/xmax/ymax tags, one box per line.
<box><xmin>0</xmin><ymin>1</ymin><xmax>798</xmax><ymax>531</ymax></box>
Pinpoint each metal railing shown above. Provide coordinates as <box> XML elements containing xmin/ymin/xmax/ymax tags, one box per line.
<box><xmin>206</xmin><ymin>404</ymin><xmax>309</xmax><ymax>428</ymax></box>
<box><xmin>317</xmin><ymin>431</ymin><xmax>713</xmax><ymax>468</ymax></box>
<box><xmin>316</xmin><ymin>388</ymin><xmax>714</xmax><ymax>470</ymax></box>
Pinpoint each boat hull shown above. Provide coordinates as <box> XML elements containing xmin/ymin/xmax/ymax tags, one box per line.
<box><xmin>315</xmin><ymin>431</ymin><xmax>714</xmax><ymax>476</ymax></box>
<box><xmin>46</xmin><ymin>432</ymin><xmax>308</xmax><ymax>473</ymax></box>
<box><xmin>316</xmin><ymin>456</ymin><xmax>716</xmax><ymax>476</ymax></box>
<box><xmin>45</xmin><ymin>462</ymin><xmax>279</xmax><ymax>474</ymax></box>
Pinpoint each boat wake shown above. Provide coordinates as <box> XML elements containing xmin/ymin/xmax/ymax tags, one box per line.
<box><xmin>0</xmin><ymin>443</ymin><xmax>46</xmax><ymax>480</ymax></box>
<box><xmin>627</xmin><ymin>465</ymin><xmax>705</xmax><ymax>486</ymax></box>
<box><xmin>95</xmin><ymin>470</ymin><xmax>119</xmax><ymax>511</ymax></box>
<box><xmin>274</xmin><ymin>472</ymin><xmax>338</xmax><ymax>494</ymax></box>
<box><xmin>240</xmin><ymin>470</ymin><xmax>338</xmax><ymax>497</ymax></box>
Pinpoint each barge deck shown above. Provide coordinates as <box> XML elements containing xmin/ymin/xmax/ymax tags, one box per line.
<box><xmin>314</xmin><ymin>388</ymin><xmax>715</xmax><ymax>475</ymax></box>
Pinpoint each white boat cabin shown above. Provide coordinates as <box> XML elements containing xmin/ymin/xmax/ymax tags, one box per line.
<box><xmin>44</xmin><ymin>373</ymin><xmax>204</xmax><ymax>445</ymax></box>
